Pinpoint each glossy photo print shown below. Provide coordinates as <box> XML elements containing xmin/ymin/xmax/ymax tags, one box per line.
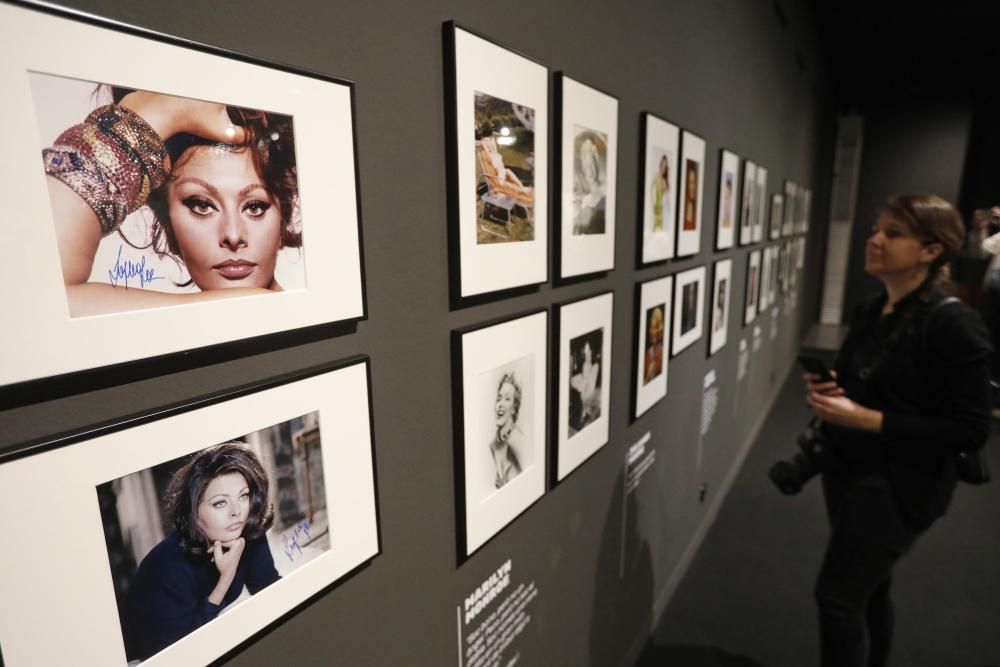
<box><xmin>671</xmin><ymin>266</ymin><xmax>706</xmax><ymax>356</ymax></box>
<box><xmin>572</xmin><ymin>126</ymin><xmax>608</xmax><ymax>235</ymax></box>
<box><xmin>98</xmin><ymin>412</ymin><xmax>329</xmax><ymax>663</ymax></box>
<box><xmin>676</xmin><ymin>131</ymin><xmax>705</xmax><ymax>257</ymax></box>
<box><xmin>475</xmin><ymin>355</ymin><xmax>536</xmax><ymax>495</ymax></box>
<box><xmin>715</xmin><ymin>150</ymin><xmax>739</xmax><ymax>250</ymax></box>
<box><xmin>739</xmin><ymin>160</ymin><xmax>756</xmax><ymax>246</ymax></box>
<box><xmin>643</xmin><ymin>305</ymin><xmax>665</xmax><ymax>384</ymax></box>
<box><xmin>634</xmin><ymin>275</ymin><xmax>671</xmax><ymax>419</ymax></box>
<box><xmin>709</xmin><ymin>259</ymin><xmax>732</xmax><ymax>355</ymax></box>
<box><xmin>567</xmin><ymin>328</ymin><xmax>604</xmax><ymax>438</ymax></box>
<box><xmin>744</xmin><ymin>249</ymin><xmax>761</xmax><ymax>325</ymax></box>
<box><xmin>474</xmin><ymin>91</ymin><xmax>536</xmax><ymax>243</ymax></box>
<box><xmin>640</xmin><ymin>114</ymin><xmax>679</xmax><ymax>264</ymax></box>
<box><xmin>30</xmin><ymin>73</ymin><xmax>306</xmax><ymax>319</ymax></box>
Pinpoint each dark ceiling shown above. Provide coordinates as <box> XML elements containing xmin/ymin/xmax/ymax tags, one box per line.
<box><xmin>808</xmin><ymin>1</ymin><xmax>1000</xmax><ymax>109</ymax></box>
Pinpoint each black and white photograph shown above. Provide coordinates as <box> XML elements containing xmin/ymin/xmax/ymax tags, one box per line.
<box><xmin>739</xmin><ymin>160</ymin><xmax>756</xmax><ymax>246</ymax></box>
<box><xmin>455</xmin><ymin>310</ymin><xmax>547</xmax><ymax>556</ymax></box>
<box><xmin>672</xmin><ymin>266</ymin><xmax>706</xmax><ymax>356</ymax></box>
<box><xmin>0</xmin><ymin>3</ymin><xmax>365</xmax><ymax>389</ymax></box>
<box><xmin>0</xmin><ymin>361</ymin><xmax>379</xmax><ymax>666</ymax></box>
<box><xmin>768</xmin><ymin>244</ymin><xmax>780</xmax><ymax>305</ymax></box>
<box><xmin>716</xmin><ymin>150</ymin><xmax>740</xmax><ymax>250</ymax></box>
<box><xmin>754</xmin><ymin>165</ymin><xmax>768</xmax><ymax>243</ymax></box>
<box><xmin>759</xmin><ymin>244</ymin><xmax>774</xmax><ymax>310</ymax></box>
<box><xmin>676</xmin><ymin>130</ymin><xmax>706</xmax><ymax>257</ymax></box>
<box><xmin>709</xmin><ymin>259</ymin><xmax>732</xmax><ymax>355</ymax></box>
<box><xmin>446</xmin><ymin>23</ymin><xmax>548</xmax><ymax>299</ymax></box>
<box><xmin>556</xmin><ymin>292</ymin><xmax>613</xmax><ymax>481</ymax></box>
<box><xmin>769</xmin><ymin>192</ymin><xmax>784</xmax><ymax>241</ymax></box>
<box><xmin>99</xmin><ymin>413</ymin><xmax>329</xmax><ymax>662</ymax></box>
<box><xmin>640</xmin><ymin>113</ymin><xmax>679</xmax><ymax>264</ymax></box>
<box><xmin>744</xmin><ymin>249</ymin><xmax>762</xmax><ymax>325</ymax></box>
<box><xmin>634</xmin><ymin>276</ymin><xmax>672</xmax><ymax>419</ymax></box>
<box><xmin>783</xmin><ymin>180</ymin><xmax>797</xmax><ymax>237</ymax></box>
<box><xmin>557</xmin><ymin>75</ymin><xmax>618</xmax><ymax>278</ymax></box>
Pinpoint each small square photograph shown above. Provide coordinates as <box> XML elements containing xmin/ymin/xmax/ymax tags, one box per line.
<box><xmin>30</xmin><ymin>72</ymin><xmax>305</xmax><ymax>319</ymax></box>
<box><xmin>672</xmin><ymin>266</ymin><xmax>706</xmax><ymax>356</ymax></box>
<box><xmin>476</xmin><ymin>354</ymin><xmax>535</xmax><ymax>494</ymax></box>
<box><xmin>739</xmin><ymin>160</ymin><xmax>756</xmax><ymax>246</ymax></box>
<box><xmin>633</xmin><ymin>274</ymin><xmax>672</xmax><ymax>419</ymax></box>
<box><xmin>643</xmin><ymin>304</ymin><xmax>666</xmax><ymax>385</ymax></box>
<box><xmin>97</xmin><ymin>412</ymin><xmax>328</xmax><ymax>663</ymax></box>
<box><xmin>474</xmin><ymin>91</ymin><xmax>536</xmax><ymax>243</ymax></box>
<box><xmin>709</xmin><ymin>259</ymin><xmax>732</xmax><ymax>355</ymax></box>
<box><xmin>568</xmin><ymin>327</ymin><xmax>604</xmax><ymax>437</ymax></box>
<box><xmin>572</xmin><ymin>125</ymin><xmax>608</xmax><ymax>235</ymax></box>
<box><xmin>716</xmin><ymin>149</ymin><xmax>739</xmax><ymax>250</ymax></box>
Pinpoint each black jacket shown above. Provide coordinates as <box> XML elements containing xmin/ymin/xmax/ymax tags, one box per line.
<box><xmin>830</xmin><ymin>284</ymin><xmax>992</xmax><ymax>527</ymax></box>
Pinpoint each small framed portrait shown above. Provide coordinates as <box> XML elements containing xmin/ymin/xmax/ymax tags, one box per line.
<box><xmin>676</xmin><ymin>130</ymin><xmax>706</xmax><ymax>258</ymax></box>
<box><xmin>768</xmin><ymin>245</ymin><xmax>780</xmax><ymax>305</ymax></box>
<box><xmin>769</xmin><ymin>193</ymin><xmax>784</xmax><ymax>241</ymax></box>
<box><xmin>715</xmin><ymin>150</ymin><xmax>740</xmax><ymax>250</ymax></box>
<box><xmin>0</xmin><ymin>360</ymin><xmax>379</xmax><ymax>666</ymax></box>
<box><xmin>744</xmin><ymin>249</ymin><xmax>762</xmax><ymax>325</ymax></box>
<box><xmin>671</xmin><ymin>265</ymin><xmax>706</xmax><ymax>356</ymax></box>
<box><xmin>759</xmin><ymin>245</ymin><xmax>773</xmax><ymax>310</ymax></box>
<box><xmin>801</xmin><ymin>187</ymin><xmax>812</xmax><ymax>233</ymax></box>
<box><xmin>0</xmin><ymin>3</ymin><xmax>365</xmax><ymax>390</ymax></box>
<box><xmin>753</xmin><ymin>165</ymin><xmax>769</xmax><ymax>243</ymax></box>
<box><xmin>738</xmin><ymin>160</ymin><xmax>756</xmax><ymax>247</ymax></box>
<box><xmin>633</xmin><ymin>275</ymin><xmax>672</xmax><ymax>419</ymax></box>
<box><xmin>796</xmin><ymin>236</ymin><xmax>806</xmax><ymax>270</ymax></box>
<box><xmin>556</xmin><ymin>74</ymin><xmax>618</xmax><ymax>279</ymax></box>
<box><xmin>554</xmin><ymin>292</ymin><xmax>613</xmax><ymax>481</ymax></box>
<box><xmin>444</xmin><ymin>22</ymin><xmax>549</xmax><ymax>300</ymax></box>
<box><xmin>639</xmin><ymin>113</ymin><xmax>680</xmax><ymax>264</ymax></box>
<box><xmin>709</xmin><ymin>259</ymin><xmax>733</xmax><ymax>356</ymax></box>
<box><xmin>453</xmin><ymin>310</ymin><xmax>547</xmax><ymax>558</ymax></box>
<box><xmin>782</xmin><ymin>180</ymin><xmax>797</xmax><ymax>237</ymax></box>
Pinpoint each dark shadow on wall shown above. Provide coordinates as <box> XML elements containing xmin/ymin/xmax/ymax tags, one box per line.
<box><xmin>588</xmin><ymin>473</ymin><xmax>653</xmax><ymax>667</ymax></box>
<box><xmin>634</xmin><ymin>643</ymin><xmax>770</xmax><ymax>667</ymax></box>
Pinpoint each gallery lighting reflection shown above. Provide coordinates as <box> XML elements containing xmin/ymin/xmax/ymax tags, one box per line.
<box><xmin>497</xmin><ymin>136</ymin><xmax>515</xmax><ymax>146</ymax></box>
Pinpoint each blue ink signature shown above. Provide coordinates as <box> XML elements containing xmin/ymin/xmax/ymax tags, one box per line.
<box><xmin>283</xmin><ymin>519</ymin><xmax>313</xmax><ymax>562</ymax></box>
<box><xmin>108</xmin><ymin>245</ymin><xmax>163</xmax><ymax>289</ymax></box>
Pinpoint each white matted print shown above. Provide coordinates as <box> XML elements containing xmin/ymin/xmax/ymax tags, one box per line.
<box><xmin>739</xmin><ymin>160</ymin><xmax>756</xmax><ymax>246</ymax></box>
<box><xmin>676</xmin><ymin>131</ymin><xmax>706</xmax><ymax>257</ymax></box>
<box><xmin>556</xmin><ymin>292</ymin><xmax>613</xmax><ymax>480</ymax></box>
<box><xmin>0</xmin><ymin>361</ymin><xmax>378</xmax><ymax>667</ymax></box>
<box><xmin>0</xmin><ymin>3</ymin><xmax>364</xmax><ymax>388</ymax></box>
<box><xmin>796</xmin><ymin>236</ymin><xmax>806</xmax><ymax>270</ymax></box>
<box><xmin>783</xmin><ymin>180</ymin><xmax>797</xmax><ymax>237</ymax></box>
<box><xmin>759</xmin><ymin>245</ymin><xmax>773</xmax><ymax>310</ymax></box>
<box><xmin>641</xmin><ymin>114</ymin><xmax>679</xmax><ymax>264</ymax></box>
<box><xmin>456</xmin><ymin>311</ymin><xmax>547</xmax><ymax>556</ymax></box>
<box><xmin>715</xmin><ymin>150</ymin><xmax>739</xmax><ymax>250</ymax></box>
<box><xmin>447</xmin><ymin>23</ymin><xmax>548</xmax><ymax>298</ymax></box>
<box><xmin>801</xmin><ymin>188</ymin><xmax>812</xmax><ymax>233</ymax></box>
<box><xmin>768</xmin><ymin>245</ymin><xmax>780</xmax><ymax>305</ymax></box>
<box><xmin>672</xmin><ymin>266</ymin><xmax>706</xmax><ymax>356</ymax></box>
<box><xmin>558</xmin><ymin>75</ymin><xmax>618</xmax><ymax>278</ymax></box>
<box><xmin>769</xmin><ymin>193</ymin><xmax>784</xmax><ymax>240</ymax></box>
<box><xmin>709</xmin><ymin>259</ymin><xmax>732</xmax><ymax>355</ymax></box>
<box><xmin>754</xmin><ymin>165</ymin><xmax>768</xmax><ymax>243</ymax></box>
<box><xmin>634</xmin><ymin>275</ymin><xmax>672</xmax><ymax>419</ymax></box>
<box><xmin>744</xmin><ymin>249</ymin><xmax>762</xmax><ymax>325</ymax></box>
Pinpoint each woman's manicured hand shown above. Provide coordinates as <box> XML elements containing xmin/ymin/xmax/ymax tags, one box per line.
<box><xmin>212</xmin><ymin>537</ymin><xmax>246</xmax><ymax>579</ymax></box>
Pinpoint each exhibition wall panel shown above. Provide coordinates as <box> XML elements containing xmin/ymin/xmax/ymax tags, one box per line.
<box><xmin>0</xmin><ymin>0</ymin><xmax>833</xmax><ymax>665</ymax></box>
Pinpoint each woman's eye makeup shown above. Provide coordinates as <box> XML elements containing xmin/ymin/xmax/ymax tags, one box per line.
<box><xmin>242</xmin><ymin>200</ymin><xmax>272</xmax><ymax>218</ymax></box>
<box><xmin>181</xmin><ymin>196</ymin><xmax>218</xmax><ymax>217</ymax></box>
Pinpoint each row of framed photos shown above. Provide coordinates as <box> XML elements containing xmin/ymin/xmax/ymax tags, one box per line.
<box><xmin>445</xmin><ymin>22</ymin><xmax>813</xmax><ymax>302</ymax></box>
<box><xmin>454</xmin><ymin>235</ymin><xmax>807</xmax><ymax>558</ymax></box>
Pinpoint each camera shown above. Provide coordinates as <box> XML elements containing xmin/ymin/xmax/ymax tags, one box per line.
<box><xmin>769</xmin><ymin>420</ymin><xmax>828</xmax><ymax>495</ymax></box>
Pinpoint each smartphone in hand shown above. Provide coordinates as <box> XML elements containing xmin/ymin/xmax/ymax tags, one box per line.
<box><xmin>797</xmin><ymin>355</ymin><xmax>834</xmax><ymax>383</ymax></box>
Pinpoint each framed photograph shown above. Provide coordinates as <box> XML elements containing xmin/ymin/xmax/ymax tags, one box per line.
<box><xmin>768</xmin><ymin>245</ymin><xmax>780</xmax><ymax>305</ymax></box>
<box><xmin>676</xmin><ymin>130</ymin><xmax>706</xmax><ymax>258</ymax></box>
<box><xmin>715</xmin><ymin>150</ymin><xmax>740</xmax><ymax>250</ymax></box>
<box><xmin>0</xmin><ymin>359</ymin><xmax>378</xmax><ymax>666</ymax></box>
<box><xmin>639</xmin><ymin>113</ymin><xmax>680</xmax><ymax>264</ymax></box>
<box><xmin>671</xmin><ymin>265</ymin><xmax>706</xmax><ymax>356</ymax></box>
<box><xmin>769</xmin><ymin>193</ymin><xmax>784</xmax><ymax>240</ymax></box>
<box><xmin>758</xmin><ymin>245</ymin><xmax>773</xmax><ymax>310</ymax></box>
<box><xmin>554</xmin><ymin>292</ymin><xmax>613</xmax><ymax>481</ymax></box>
<box><xmin>556</xmin><ymin>75</ymin><xmax>618</xmax><ymax>279</ymax></box>
<box><xmin>801</xmin><ymin>187</ymin><xmax>812</xmax><ymax>233</ymax></box>
<box><xmin>753</xmin><ymin>165</ymin><xmax>768</xmax><ymax>243</ymax></box>
<box><xmin>796</xmin><ymin>236</ymin><xmax>806</xmax><ymax>270</ymax></box>
<box><xmin>744</xmin><ymin>249</ymin><xmax>762</xmax><ymax>325</ymax></box>
<box><xmin>709</xmin><ymin>259</ymin><xmax>732</xmax><ymax>356</ymax></box>
<box><xmin>738</xmin><ymin>160</ymin><xmax>756</xmax><ymax>247</ymax></box>
<box><xmin>633</xmin><ymin>275</ymin><xmax>672</xmax><ymax>419</ymax></box>
<box><xmin>778</xmin><ymin>241</ymin><xmax>790</xmax><ymax>294</ymax></box>
<box><xmin>444</xmin><ymin>22</ymin><xmax>548</xmax><ymax>300</ymax></box>
<box><xmin>453</xmin><ymin>310</ymin><xmax>547</xmax><ymax>558</ymax></box>
<box><xmin>782</xmin><ymin>180</ymin><xmax>797</xmax><ymax>237</ymax></box>
<box><xmin>0</xmin><ymin>3</ymin><xmax>365</xmax><ymax>390</ymax></box>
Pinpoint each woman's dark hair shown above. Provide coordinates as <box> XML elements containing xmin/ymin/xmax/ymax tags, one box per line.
<box><xmin>164</xmin><ymin>442</ymin><xmax>274</xmax><ymax>556</ymax></box>
<box><xmin>497</xmin><ymin>372</ymin><xmax>522</xmax><ymax>424</ymax></box>
<box><xmin>106</xmin><ymin>87</ymin><xmax>302</xmax><ymax>284</ymax></box>
<box><xmin>881</xmin><ymin>194</ymin><xmax>965</xmax><ymax>280</ymax></box>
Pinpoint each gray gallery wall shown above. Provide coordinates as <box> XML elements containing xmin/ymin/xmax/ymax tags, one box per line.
<box><xmin>841</xmin><ymin>100</ymin><xmax>972</xmax><ymax>317</ymax></box>
<box><xmin>0</xmin><ymin>1</ymin><xmax>834</xmax><ymax>665</ymax></box>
